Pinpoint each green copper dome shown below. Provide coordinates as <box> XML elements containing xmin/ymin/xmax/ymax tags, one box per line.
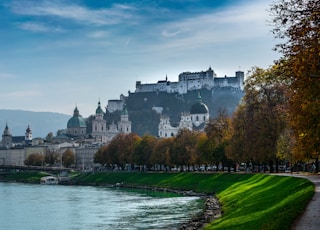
<box><xmin>96</xmin><ymin>101</ymin><xmax>104</xmax><ymax>114</ymax></box>
<box><xmin>67</xmin><ymin>107</ymin><xmax>87</xmax><ymax>128</ymax></box>
<box><xmin>121</xmin><ymin>106</ymin><xmax>128</xmax><ymax>116</ymax></box>
<box><xmin>190</xmin><ymin>93</ymin><xmax>209</xmax><ymax>114</ymax></box>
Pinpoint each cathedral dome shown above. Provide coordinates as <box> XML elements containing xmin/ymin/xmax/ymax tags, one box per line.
<box><xmin>190</xmin><ymin>102</ymin><xmax>209</xmax><ymax>114</ymax></box>
<box><xmin>190</xmin><ymin>94</ymin><xmax>209</xmax><ymax>114</ymax></box>
<box><xmin>67</xmin><ymin>107</ymin><xmax>86</xmax><ymax>128</ymax></box>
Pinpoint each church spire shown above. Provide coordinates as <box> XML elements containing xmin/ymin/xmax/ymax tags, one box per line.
<box><xmin>3</xmin><ymin>122</ymin><xmax>11</xmax><ymax>136</ymax></box>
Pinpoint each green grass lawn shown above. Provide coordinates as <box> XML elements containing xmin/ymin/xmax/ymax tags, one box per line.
<box><xmin>4</xmin><ymin>172</ymin><xmax>314</xmax><ymax>230</ymax></box>
<box><xmin>3</xmin><ymin>171</ymin><xmax>49</xmax><ymax>183</ymax></box>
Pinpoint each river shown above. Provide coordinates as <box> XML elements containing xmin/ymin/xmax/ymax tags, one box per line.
<box><xmin>0</xmin><ymin>182</ymin><xmax>202</xmax><ymax>229</ymax></box>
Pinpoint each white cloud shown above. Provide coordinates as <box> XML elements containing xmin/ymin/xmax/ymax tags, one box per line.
<box><xmin>18</xmin><ymin>22</ymin><xmax>64</xmax><ymax>32</ymax></box>
<box><xmin>87</xmin><ymin>30</ymin><xmax>109</xmax><ymax>39</ymax></box>
<box><xmin>154</xmin><ymin>1</ymin><xmax>271</xmax><ymax>50</ymax></box>
<box><xmin>9</xmin><ymin>0</ymin><xmax>138</xmax><ymax>26</ymax></box>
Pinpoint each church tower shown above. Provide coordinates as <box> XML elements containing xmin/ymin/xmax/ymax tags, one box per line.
<box><xmin>91</xmin><ymin>100</ymin><xmax>107</xmax><ymax>142</ymax></box>
<box><xmin>118</xmin><ymin>105</ymin><xmax>131</xmax><ymax>134</ymax></box>
<box><xmin>25</xmin><ymin>125</ymin><xmax>32</xmax><ymax>145</ymax></box>
<box><xmin>1</xmin><ymin>123</ymin><xmax>12</xmax><ymax>148</ymax></box>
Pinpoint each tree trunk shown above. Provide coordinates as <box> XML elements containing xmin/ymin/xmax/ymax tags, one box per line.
<box><xmin>269</xmin><ymin>160</ymin><xmax>274</xmax><ymax>173</ymax></box>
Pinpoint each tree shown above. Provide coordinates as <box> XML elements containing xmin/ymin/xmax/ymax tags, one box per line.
<box><xmin>95</xmin><ymin>133</ymin><xmax>141</xmax><ymax>170</ymax></box>
<box><xmin>205</xmin><ymin>110</ymin><xmax>233</xmax><ymax>171</ymax></box>
<box><xmin>45</xmin><ymin>132</ymin><xmax>54</xmax><ymax>142</ymax></box>
<box><xmin>151</xmin><ymin>137</ymin><xmax>174</xmax><ymax>170</ymax></box>
<box><xmin>245</xmin><ymin>67</ymin><xmax>288</xmax><ymax>171</ymax></box>
<box><xmin>271</xmin><ymin>0</ymin><xmax>320</xmax><ymax>171</ymax></box>
<box><xmin>62</xmin><ymin>149</ymin><xmax>75</xmax><ymax>168</ymax></box>
<box><xmin>117</xmin><ymin>133</ymin><xmax>141</xmax><ymax>167</ymax></box>
<box><xmin>226</xmin><ymin>104</ymin><xmax>249</xmax><ymax>163</ymax></box>
<box><xmin>45</xmin><ymin>149</ymin><xmax>59</xmax><ymax>166</ymax></box>
<box><xmin>94</xmin><ymin>145</ymin><xmax>109</xmax><ymax>166</ymax></box>
<box><xmin>171</xmin><ymin>129</ymin><xmax>199</xmax><ymax>170</ymax></box>
<box><xmin>132</xmin><ymin>135</ymin><xmax>156</xmax><ymax>170</ymax></box>
<box><xmin>227</xmin><ymin>67</ymin><xmax>288</xmax><ymax>172</ymax></box>
<box><xmin>195</xmin><ymin>133</ymin><xmax>208</xmax><ymax>166</ymax></box>
<box><xmin>24</xmin><ymin>153</ymin><xmax>44</xmax><ymax>166</ymax></box>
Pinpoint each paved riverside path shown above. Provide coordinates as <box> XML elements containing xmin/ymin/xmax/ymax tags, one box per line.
<box><xmin>290</xmin><ymin>174</ymin><xmax>320</xmax><ymax>230</ymax></box>
<box><xmin>271</xmin><ymin>173</ymin><xmax>320</xmax><ymax>229</ymax></box>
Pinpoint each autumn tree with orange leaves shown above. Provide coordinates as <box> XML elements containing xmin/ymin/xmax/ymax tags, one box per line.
<box><xmin>271</xmin><ymin>0</ymin><xmax>320</xmax><ymax>171</ymax></box>
<box><xmin>227</xmin><ymin>67</ymin><xmax>288</xmax><ymax>172</ymax></box>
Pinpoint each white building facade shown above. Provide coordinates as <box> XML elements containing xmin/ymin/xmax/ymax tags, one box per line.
<box><xmin>158</xmin><ymin>94</ymin><xmax>209</xmax><ymax>138</ymax></box>
<box><xmin>92</xmin><ymin>101</ymin><xmax>108</xmax><ymax>143</ymax></box>
<box><xmin>135</xmin><ymin>67</ymin><xmax>244</xmax><ymax>94</ymax></box>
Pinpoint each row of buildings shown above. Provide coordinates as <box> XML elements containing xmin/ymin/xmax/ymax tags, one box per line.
<box><xmin>66</xmin><ymin>101</ymin><xmax>131</xmax><ymax>142</ymax></box>
<box><xmin>135</xmin><ymin>67</ymin><xmax>244</xmax><ymax>94</ymax></box>
<box><xmin>1</xmin><ymin>95</ymin><xmax>209</xmax><ymax>169</ymax></box>
<box><xmin>0</xmin><ymin>101</ymin><xmax>132</xmax><ymax>170</ymax></box>
<box><xmin>1</xmin><ymin>67</ymin><xmax>242</xmax><ymax>170</ymax></box>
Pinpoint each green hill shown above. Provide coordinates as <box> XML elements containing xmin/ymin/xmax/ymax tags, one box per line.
<box><xmin>126</xmin><ymin>88</ymin><xmax>244</xmax><ymax>136</ymax></box>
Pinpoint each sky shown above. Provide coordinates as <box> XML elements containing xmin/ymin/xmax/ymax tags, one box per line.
<box><xmin>0</xmin><ymin>0</ymin><xmax>280</xmax><ymax>118</ymax></box>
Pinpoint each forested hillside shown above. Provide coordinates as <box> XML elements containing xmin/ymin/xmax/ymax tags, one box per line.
<box><xmin>126</xmin><ymin>88</ymin><xmax>244</xmax><ymax>136</ymax></box>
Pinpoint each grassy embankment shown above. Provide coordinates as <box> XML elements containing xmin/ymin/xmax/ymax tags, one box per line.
<box><xmin>2</xmin><ymin>171</ymin><xmax>49</xmax><ymax>183</ymax></box>
<box><xmin>4</xmin><ymin>172</ymin><xmax>314</xmax><ymax>230</ymax></box>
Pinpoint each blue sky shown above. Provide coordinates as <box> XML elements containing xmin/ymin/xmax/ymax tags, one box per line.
<box><xmin>0</xmin><ymin>0</ymin><xmax>279</xmax><ymax>118</ymax></box>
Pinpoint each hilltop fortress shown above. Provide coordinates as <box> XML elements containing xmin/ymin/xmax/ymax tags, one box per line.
<box><xmin>119</xmin><ymin>67</ymin><xmax>245</xmax><ymax>136</ymax></box>
<box><xmin>135</xmin><ymin>67</ymin><xmax>244</xmax><ymax>95</ymax></box>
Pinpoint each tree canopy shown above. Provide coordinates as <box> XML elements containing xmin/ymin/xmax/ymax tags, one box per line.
<box><xmin>271</xmin><ymin>0</ymin><xmax>320</xmax><ymax>169</ymax></box>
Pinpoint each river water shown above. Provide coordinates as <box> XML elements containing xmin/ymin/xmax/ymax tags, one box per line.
<box><xmin>0</xmin><ymin>182</ymin><xmax>202</xmax><ymax>230</ymax></box>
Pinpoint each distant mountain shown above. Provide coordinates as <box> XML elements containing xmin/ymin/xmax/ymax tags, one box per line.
<box><xmin>0</xmin><ymin>110</ymin><xmax>70</xmax><ymax>138</ymax></box>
